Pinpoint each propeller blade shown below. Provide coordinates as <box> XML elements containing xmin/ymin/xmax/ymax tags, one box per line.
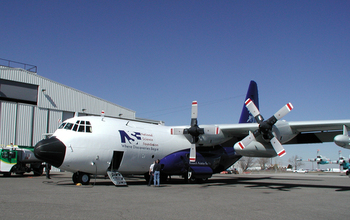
<box><xmin>274</xmin><ymin>103</ymin><xmax>293</xmax><ymax>120</ymax></box>
<box><xmin>191</xmin><ymin>101</ymin><xmax>198</xmax><ymax>119</ymax></box>
<box><xmin>237</xmin><ymin>131</ymin><xmax>256</xmax><ymax>149</ymax></box>
<box><xmin>170</xmin><ymin>128</ymin><xmax>184</xmax><ymax>135</ymax></box>
<box><xmin>270</xmin><ymin>136</ymin><xmax>286</xmax><ymax>157</ymax></box>
<box><xmin>189</xmin><ymin>143</ymin><xmax>196</xmax><ymax>163</ymax></box>
<box><xmin>204</xmin><ymin>126</ymin><xmax>220</xmax><ymax>135</ymax></box>
<box><xmin>245</xmin><ymin>98</ymin><xmax>264</xmax><ymax>123</ymax></box>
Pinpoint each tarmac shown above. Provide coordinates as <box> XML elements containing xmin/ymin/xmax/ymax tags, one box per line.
<box><xmin>1</xmin><ymin>171</ymin><xmax>349</xmax><ymax>220</ymax></box>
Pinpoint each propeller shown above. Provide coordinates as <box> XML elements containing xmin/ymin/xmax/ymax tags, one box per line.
<box><xmin>237</xmin><ymin>98</ymin><xmax>293</xmax><ymax>157</ymax></box>
<box><xmin>170</xmin><ymin>101</ymin><xmax>219</xmax><ymax>163</ymax></box>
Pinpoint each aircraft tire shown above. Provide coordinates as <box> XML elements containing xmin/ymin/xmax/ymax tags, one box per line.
<box><xmin>78</xmin><ymin>172</ymin><xmax>90</xmax><ymax>185</ymax></box>
<box><xmin>72</xmin><ymin>173</ymin><xmax>79</xmax><ymax>184</ymax></box>
<box><xmin>3</xmin><ymin>172</ymin><xmax>11</xmax><ymax>177</ymax></box>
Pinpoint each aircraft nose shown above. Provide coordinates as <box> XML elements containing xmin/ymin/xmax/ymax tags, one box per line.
<box><xmin>34</xmin><ymin>137</ymin><xmax>66</xmax><ymax>168</ymax></box>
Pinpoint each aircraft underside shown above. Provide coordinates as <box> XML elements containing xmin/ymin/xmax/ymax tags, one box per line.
<box><xmin>137</xmin><ymin>145</ymin><xmax>241</xmax><ymax>184</ymax></box>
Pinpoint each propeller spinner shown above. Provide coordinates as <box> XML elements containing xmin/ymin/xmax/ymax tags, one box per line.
<box><xmin>238</xmin><ymin>98</ymin><xmax>293</xmax><ymax>157</ymax></box>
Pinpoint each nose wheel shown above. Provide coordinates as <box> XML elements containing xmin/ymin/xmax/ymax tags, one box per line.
<box><xmin>72</xmin><ymin>172</ymin><xmax>91</xmax><ymax>185</ymax></box>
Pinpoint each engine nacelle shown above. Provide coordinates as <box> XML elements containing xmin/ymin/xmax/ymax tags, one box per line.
<box><xmin>334</xmin><ymin>134</ymin><xmax>350</xmax><ymax>149</ymax></box>
<box><xmin>234</xmin><ymin>140</ymin><xmax>276</xmax><ymax>157</ymax></box>
<box><xmin>272</xmin><ymin>120</ymin><xmax>296</xmax><ymax>144</ymax></box>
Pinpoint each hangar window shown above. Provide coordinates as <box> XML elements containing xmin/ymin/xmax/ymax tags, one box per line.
<box><xmin>0</xmin><ymin>79</ymin><xmax>38</xmax><ymax>105</ymax></box>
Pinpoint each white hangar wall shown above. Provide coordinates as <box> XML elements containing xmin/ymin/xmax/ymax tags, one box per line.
<box><xmin>0</xmin><ymin>65</ymin><xmax>136</xmax><ymax>147</ymax></box>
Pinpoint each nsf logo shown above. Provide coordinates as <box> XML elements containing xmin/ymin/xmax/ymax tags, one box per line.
<box><xmin>119</xmin><ymin>130</ymin><xmax>141</xmax><ymax>144</ymax></box>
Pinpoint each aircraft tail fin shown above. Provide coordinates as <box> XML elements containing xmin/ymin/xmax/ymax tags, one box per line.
<box><xmin>239</xmin><ymin>80</ymin><xmax>259</xmax><ymax>123</ymax></box>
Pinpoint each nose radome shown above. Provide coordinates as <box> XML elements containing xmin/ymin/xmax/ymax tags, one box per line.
<box><xmin>34</xmin><ymin>137</ymin><xmax>66</xmax><ymax>168</ymax></box>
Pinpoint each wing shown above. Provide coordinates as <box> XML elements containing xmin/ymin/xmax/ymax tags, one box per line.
<box><xmin>285</xmin><ymin>120</ymin><xmax>350</xmax><ymax>144</ymax></box>
<box><xmin>171</xmin><ymin>120</ymin><xmax>350</xmax><ymax>158</ymax></box>
<box><xmin>218</xmin><ymin>119</ymin><xmax>350</xmax><ymax>145</ymax></box>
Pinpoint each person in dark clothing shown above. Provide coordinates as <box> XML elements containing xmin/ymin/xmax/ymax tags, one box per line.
<box><xmin>45</xmin><ymin>163</ymin><xmax>51</xmax><ymax>179</ymax></box>
<box><xmin>153</xmin><ymin>159</ymin><xmax>161</xmax><ymax>186</ymax></box>
<box><xmin>147</xmin><ymin>161</ymin><xmax>155</xmax><ymax>186</ymax></box>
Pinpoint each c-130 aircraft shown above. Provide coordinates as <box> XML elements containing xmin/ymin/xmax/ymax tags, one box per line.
<box><xmin>34</xmin><ymin>81</ymin><xmax>350</xmax><ymax>185</ymax></box>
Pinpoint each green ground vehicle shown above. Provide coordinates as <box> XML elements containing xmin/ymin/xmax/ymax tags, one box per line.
<box><xmin>0</xmin><ymin>145</ymin><xmax>44</xmax><ymax>176</ymax></box>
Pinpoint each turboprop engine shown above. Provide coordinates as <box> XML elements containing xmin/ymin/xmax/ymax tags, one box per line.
<box><xmin>234</xmin><ymin>99</ymin><xmax>296</xmax><ymax>157</ymax></box>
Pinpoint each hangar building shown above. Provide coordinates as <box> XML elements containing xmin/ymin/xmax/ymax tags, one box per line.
<box><xmin>0</xmin><ymin>58</ymin><xmax>141</xmax><ymax>147</ymax></box>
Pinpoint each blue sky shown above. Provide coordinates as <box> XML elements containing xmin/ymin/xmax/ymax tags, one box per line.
<box><xmin>1</xmin><ymin>0</ymin><xmax>350</xmax><ymax>168</ymax></box>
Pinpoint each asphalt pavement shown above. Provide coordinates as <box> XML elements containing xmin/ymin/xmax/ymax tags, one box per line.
<box><xmin>1</xmin><ymin>172</ymin><xmax>349</xmax><ymax>219</ymax></box>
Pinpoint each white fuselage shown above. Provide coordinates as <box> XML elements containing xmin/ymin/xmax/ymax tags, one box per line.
<box><xmin>53</xmin><ymin>116</ymin><xmax>227</xmax><ymax>175</ymax></box>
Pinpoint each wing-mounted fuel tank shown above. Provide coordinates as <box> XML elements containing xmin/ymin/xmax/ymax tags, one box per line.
<box><xmin>334</xmin><ymin>125</ymin><xmax>350</xmax><ymax>149</ymax></box>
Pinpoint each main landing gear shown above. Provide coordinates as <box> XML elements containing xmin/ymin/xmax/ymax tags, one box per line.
<box><xmin>183</xmin><ymin>169</ymin><xmax>209</xmax><ymax>184</ymax></box>
<box><xmin>72</xmin><ymin>172</ymin><xmax>91</xmax><ymax>185</ymax></box>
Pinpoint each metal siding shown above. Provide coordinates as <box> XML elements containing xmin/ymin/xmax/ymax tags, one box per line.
<box><xmin>0</xmin><ymin>102</ymin><xmax>16</xmax><ymax>146</ymax></box>
<box><xmin>48</xmin><ymin>110</ymin><xmax>62</xmax><ymax>133</ymax></box>
<box><xmin>1</xmin><ymin>67</ymin><xmax>141</xmax><ymax>147</ymax></box>
<box><xmin>1</xmin><ymin>67</ymin><xmax>135</xmax><ymax>118</ymax></box>
<box><xmin>16</xmin><ymin>104</ymin><xmax>33</xmax><ymax>146</ymax></box>
<box><xmin>32</xmin><ymin>108</ymin><xmax>48</xmax><ymax>144</ymax></box>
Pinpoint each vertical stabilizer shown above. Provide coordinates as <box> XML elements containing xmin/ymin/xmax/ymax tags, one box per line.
<box><xmin>239</xmin><ymin>80</ymin><xmax>259</xmax><ymax>123</ymax></box>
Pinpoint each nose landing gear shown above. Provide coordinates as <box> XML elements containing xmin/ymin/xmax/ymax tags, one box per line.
<box><xmin>72</xmin><ymin>172</ymin><xmax>91</xmax><ymax>185</ymax></box>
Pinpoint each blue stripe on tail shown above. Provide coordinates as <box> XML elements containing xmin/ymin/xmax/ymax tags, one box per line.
<box><xmin>239</xmin><ymin>80</ymin><xmax>259</xmax><ymax>123</ymax></box>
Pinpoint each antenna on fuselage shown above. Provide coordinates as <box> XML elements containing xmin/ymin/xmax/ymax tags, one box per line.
<box><xmin>74</xmin><ymin>112</ymin><xmax>79</xmax><ymax>117</ymax></box>
<box><xmin>101</xmin><ymin>110</ymin><xmax>105</xmax><ymax>121</ymax></box>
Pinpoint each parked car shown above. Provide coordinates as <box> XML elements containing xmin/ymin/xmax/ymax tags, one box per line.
<box><xmin>293</xmin><ymin>169</ymin><xmax>308</xmax><ymax>173</ymax></box>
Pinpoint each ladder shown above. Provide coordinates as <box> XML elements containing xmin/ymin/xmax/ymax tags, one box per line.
<box><xmin>107</xmin><ymin>171</ymin><xmax>127</xmax><ymax>186</ymax></box>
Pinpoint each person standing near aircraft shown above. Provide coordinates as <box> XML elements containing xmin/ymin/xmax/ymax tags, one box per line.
<box><xmin>147</xmin><ymin>161</ymin><xmax>155</xmax><ymax>186</ymax></box>
<box><xmin>45</xmin><ymin>163</ymin><xmax>51</xmax><ymax>179</ymax></box>
<box><xmin>153</xmin><ymin>159</ymin><xmax>161</xmax><ymax>187</ymax></box>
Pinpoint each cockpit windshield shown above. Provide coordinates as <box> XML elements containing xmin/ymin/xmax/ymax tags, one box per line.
<box><xmin>58</xmin><ymin>120</ymin><xmax>92</xmax><ymax>133</ymax></box>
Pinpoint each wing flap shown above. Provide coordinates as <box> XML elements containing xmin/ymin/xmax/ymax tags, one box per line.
<box><xmin>288</xmin><ymin>120</ymin><xmax>350</xmax><ymax>132</ymax></box>
<box><xmin>285</xmin><ymin>131</ymin><xmax>342</xmax><ymax>144</ymax></box>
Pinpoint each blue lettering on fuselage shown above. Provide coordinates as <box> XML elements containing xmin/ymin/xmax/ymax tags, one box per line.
<box><xmin>119</xmin><ymin>130</ymin><xmax>141</xmax><ymax>144</ymax></box>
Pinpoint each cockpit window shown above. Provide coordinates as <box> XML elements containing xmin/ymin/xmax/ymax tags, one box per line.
<box><xmin>58</xmin><ymin>123</ymin><xmax>66</xmax><ymax>129</ymax></box>
<box><xmin>58</xmin><ymin>120</ymin><xmax>92</xmax><ymax>133</ymax></box>
<box><xmin>86</xmin><ymin>121</ymin><xmax>92</xmax><ymax>133</ymax></box>
<box><xmin>64</xmin><ymin>123</ymin><xmax>74</xmax><ymax>130</ymax></box>
<box><xmin>72</xmin><ymin>121</ymin><xmax>79</xmax><ymax>131</ymax></box>
<box><xmin>78</xmin><ymin>124</ymin><xmax>85</xmax><ymax>132</ymax></box>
